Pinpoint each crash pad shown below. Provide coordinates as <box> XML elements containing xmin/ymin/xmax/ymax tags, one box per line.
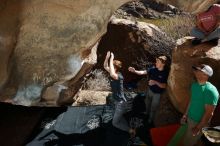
<box><xmin>150</xmin><ymin>124</ymin><xmax>180</xmax><ymax>146</ymax></box>
<box><xmin>167</xmin><ymin>124</ymin><xmax>188</xmax><ymax>146</ymax></box>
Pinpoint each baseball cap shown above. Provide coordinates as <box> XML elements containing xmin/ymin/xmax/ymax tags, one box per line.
<box><xmin>157</xmin><ymin>56</ymin><xmax>167</xmax><ymax>64</ymax></box>
<box><xmin>192</xmin><ymin>64</ymin><xmax>213</xmax><ymax>77</ymax></box>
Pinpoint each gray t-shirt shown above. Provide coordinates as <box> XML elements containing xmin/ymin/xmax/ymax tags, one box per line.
<box><xmin>110</xmin><ymin>72</ymin><xmax>125</xmax><ymax>101</ymax></box>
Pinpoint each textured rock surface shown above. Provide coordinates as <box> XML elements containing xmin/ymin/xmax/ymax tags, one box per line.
<box><xmin>0</xmin><ymin>0</ymin><xmax>215</xmax><ymax>106</ymax></box>
<box><xmin>0</xmin><ymin>0</ymin><xmax>130</xmax><ymax>105</ymax></box>
<box><xmin>114</xmin><ymin>0</ymin><xmax>182</xmax><ymax>19</ymax></box>
<box><xmin>167</xmin><ymin>37</ymin><xmax>220</xmax><ymax>113</ymax></box>
<box><xmin>96</xmin><ymin>18</ymin><xmax>174</xmax><ymax>82</ymax></box>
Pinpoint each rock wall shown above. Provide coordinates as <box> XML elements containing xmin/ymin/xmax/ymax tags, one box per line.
<box><xmin>168</xmin><ymin>37</ymin><xmax>220</xmax><ymax>113</ymax></box>
<box><xmin>0</xmin><ymin>0</ymin><xmax>214</xmax><ymax>106</ymax></box>
<box><xmin>0</xmin><ymin>0</ymin><xmax>131</xmax><ymax>105</ymax></box>
<box><xmin>96</xmin><ymin>18</ymin><xmax>174</xmax><ymax>82</ymax></box>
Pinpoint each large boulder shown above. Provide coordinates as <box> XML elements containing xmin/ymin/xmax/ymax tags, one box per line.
<box><xmin>167</xmin><ymin>37</ymin><xmax>220</xmax><ymax>113</ymax></box>
<box><xmin>0</xmin><ymin>0</ymin><xmax>131</xmax><ymax>105</ymax></box>
<box><xmin>59</xmin><ymin>18</ymin><xmax>174</xmax><ymax>106</ymax></box>
<box><xmin>0</xmin><ymin>0</ymin><xmax>214</xmax><ymax>106</ymax></box>
<box><xmin>96</xmin><ymin>17</ymin><xmax>174</xmax><ymax>82</ymax></box>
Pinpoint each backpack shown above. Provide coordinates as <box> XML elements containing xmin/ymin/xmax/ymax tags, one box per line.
<box><xmin>197</xmin><ymin>10</ymin><xmax>217</xmax><ymax>32</ymax></box>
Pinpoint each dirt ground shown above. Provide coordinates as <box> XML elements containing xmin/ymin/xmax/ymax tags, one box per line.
<box><xmin>155</xmin><ymin>92</ymin><xmax>182</xmax><ymax>127</ymax></box>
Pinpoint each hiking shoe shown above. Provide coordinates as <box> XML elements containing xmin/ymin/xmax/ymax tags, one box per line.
<box><xmin>192</xmin><ymin>38</ymin><xmax>202</xmax><ymax>45</ymax></box>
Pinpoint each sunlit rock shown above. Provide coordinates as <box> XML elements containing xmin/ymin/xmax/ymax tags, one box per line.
<box><xmin>0</xmin><ymin>0</ymin><xmax>131</xmax><ymax>105</ymax></box>
<box><xmin>167</xmin><ymin>37</ymin><xmax>220</xmax><ymax>113</ymax></box>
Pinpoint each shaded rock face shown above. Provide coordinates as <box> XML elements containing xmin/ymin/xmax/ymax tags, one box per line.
<box><xmin>156</xmin><ymin>0</ymin><xmax>218</xmax><ymax>14</ymax></box>
<box><xmin>0</xmin><ymin>0</ymin><xmax>21</xmax><ymax>93</ymax></box>
<box><xmin>96</xmin><ymin>18</ymin><xmax>174</xmax><ymax>82</ymax></box>
<box><xmin>168</xmin><ymin>37</ymin><xmax>220</xmax><ymax>113</ymax></box>
<box><xmin>0</xmin><ymin>0</ymin><xmax>130</xmax><ymax>105</ymax></box>
<box><xmin>58</xmin><ymin>19</ymin><xmax>175</xmax><ymax>105</ymax></box>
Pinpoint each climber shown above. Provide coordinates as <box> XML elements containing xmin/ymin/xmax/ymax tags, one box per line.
<box><xmin>191</xmin><ymin>3</ymin><xmax>220</xmax><ymax>45</ymax></box>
